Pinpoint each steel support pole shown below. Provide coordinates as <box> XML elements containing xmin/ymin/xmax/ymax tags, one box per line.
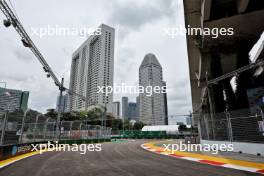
<box><xmin>225</xmin><ymin>110</ymin><xmax>233</xmax><ymax>142</ymax></box>
<box><xmin>20</xmin><ymin>109</ymin><xmax>29</xmax><ymax>143</ymax></box>
<box><xmin>43</xmin><ymin>118</ymin><xmax>49</xmax><ymax>141</ymax></box>
<box><xmin>206</xmin><ymin>72</ymin><xmax>215</xmax><ymax>140</ymax></box>
<box><xmin>0</xmin><ymin>111</ymin><xmax>8</xmax><ymax>145</ymax></box>
<box><xmin>33</xmin><ymin>114</ymin><xmax>41</xmax><ymax>142</ymax></box>
<box><xmin>56</xmin><ymin>78</ymin><xmax>64</xmax><ymax>140</ymax></box>
<box><xmin>69</xmin><ymin>121</ymin><xmax>73</xmax><ymax>140</ymax></box>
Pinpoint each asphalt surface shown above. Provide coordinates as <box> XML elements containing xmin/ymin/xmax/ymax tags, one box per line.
<box><xmin>0</xmin><ymin>140</ymin><xmax>261</xmax><ymax>176</ymax></box>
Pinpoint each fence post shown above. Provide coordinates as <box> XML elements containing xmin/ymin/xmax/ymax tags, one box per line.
<box><xmin>69</xmin><ymin>121</ymin><xmax>73</xmax><ymax>140</ymax></box>
<box><xmin>20</xmin><ymin>109</ymin><xmax>29</xmax><ymax>144</ymax></box>
<box><xmin>226</xmin><ymin>110</ymin><xmax>233</xmax><ymax>142</ymax></box>
<box><xmin>85</xmin><ymin>121</ymin><xmax>88</xmax><ymax>140</ymax></box>
<box><xmin>79</xmin><ymin>122</ymin><xmax>83</xmax><ymax>140</ymax></box>
<box><xmin>33</xmin><ymin>114</ymin><xmax>41</xmax><ymax>142</ymax></box>
<box><xmin>43</xmin><ymin>121</ymin><xmax>47</xmax><ymax>141</ymax></box>
<box><xmin>87</xmin><ymin>125</ymin><xmax>90</xmax><ymax>140</ymax></box>
<box><xmin>0</xmin><ymin>111</ymin><xmax>8</xmax><ymax>145</ymax></box>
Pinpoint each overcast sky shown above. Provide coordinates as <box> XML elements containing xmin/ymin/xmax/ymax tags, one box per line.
<box><xmin>0</xmin><ymin>0</ymin><xmax>192</xmax><ymax>123</ymax></box>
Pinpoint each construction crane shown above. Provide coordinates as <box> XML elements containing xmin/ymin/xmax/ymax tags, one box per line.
<box><xmin>0</xmin><ymin>0</ymin><xmax>89</xmax><ymax>138</ymax></box>
<box><xmin>0</xmin><ymin>0</ymin><xmax>88</xmax><ymax>100</ymax></box>
<box><xmin>0</xmin><ymin>0</ymin><xmax>61</xmax><ymax>88</ymax></box>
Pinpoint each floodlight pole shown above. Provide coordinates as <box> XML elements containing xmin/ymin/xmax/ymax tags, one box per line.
<box><xmin>56</xmin><ymin>77</ymin><xmax>64</xmax><ymax>140</ymax></box>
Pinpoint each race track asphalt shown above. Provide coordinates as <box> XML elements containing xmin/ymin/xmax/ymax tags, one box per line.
<box><xmin>0</xmin><ymin>140</ymin><xmax>261</xmax><ymax>176</ymax></box>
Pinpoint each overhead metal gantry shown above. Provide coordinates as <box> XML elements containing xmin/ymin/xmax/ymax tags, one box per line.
<box><xmin>0</xmin><ymin>0</ymin><xmax>88</xmax><ymax>138</ymax></box>
<box><xmin>0</xmin><ymin>0</ymin><xmax>61</xmax><ymax>88</ymax></box>
<box><xmin>0</xmin><ymin>0</ymin><xmax>88</xmax><ymax>100</ymax></box>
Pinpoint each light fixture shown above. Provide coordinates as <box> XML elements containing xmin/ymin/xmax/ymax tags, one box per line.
<box><xmin>21</xmin><ymin>38</ymin><xmax>31</xmax><ymax>47</ymax></box>
<box><xmin>3</xmin><ymin>19</ymin><xmax>11</xmax><ymax>27</ymax></box>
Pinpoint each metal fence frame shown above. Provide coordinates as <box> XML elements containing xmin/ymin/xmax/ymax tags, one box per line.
<box><xmin>199</xmin><ymin>109</ymin><xmax>264</xmax><ymax>143</ymax></box>
<box><xmin>0</xmin><ymin>114</ymin><xmax>111</xmax><ymax>146</ymax></box>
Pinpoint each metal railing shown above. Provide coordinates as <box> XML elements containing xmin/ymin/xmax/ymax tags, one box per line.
<box><xmin>199</xmin><ymin>108</ymin><xmax>264</xmax><ymax>143</ymax></box>
<box><xmin>0</xmin><ymin>114</ymin><xmax>111</xmax><ymax>146</ymax></box>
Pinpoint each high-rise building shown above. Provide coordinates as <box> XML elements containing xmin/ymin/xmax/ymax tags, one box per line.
<box><xmin>68</xmin><ymin>24</ymin><xmax>115</xmax><ymax>112</ymax></box>
<box><xmin>121</xmin><ymin>97</ymin><xmax>128</xmax><ymax>119</ymax></box>
<box><xmin>0</xmin><ymin>87</ymin><xmax>29</xmax><ymax>112</ymax></box>
<box><xmin>56</xmin><ymin>94</ymin><xmax>69</xmax><ymax>113</ymax></box>
<box><xmin>136</xmin><ymin>96</ymin><xmax>140</xmax><ymax>118</ymax></box>
<box><xmin>163</xmin><ymin>81</ymin><xmax>168</xmax><ymax>125</ymax></box>
<box><xmin>139</xmin><ymin>53</ymin><xmax>167</xmax><ymax>125</ymax></box>
<box><xmin>127</xmin><ymin>102</ymin><xmax>137</xmax><ymax>120</ymax></box>
<box><xmin>112</xmin><ymin>101</ymin><xmax>120</xmax><ymax>118</ymax></box>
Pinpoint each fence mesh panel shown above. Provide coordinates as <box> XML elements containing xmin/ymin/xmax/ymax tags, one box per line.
<box><xmin>199</xmin><ymin>109</ymin><xmax>264</xmax><ymax>143</ymax></box>
<box><xmin>0</xmin><ymin>114</ymin><xmax>111</xmax><ymax>146</ymax></box>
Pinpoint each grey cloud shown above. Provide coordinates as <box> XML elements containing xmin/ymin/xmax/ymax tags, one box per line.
<box><xmin>117</xmin><ymin>47</ymin><xmax>136</xmax><ymax>64</ymax></box>
<box><xmin>169</xmin><ymin>92</ymin><xmax>189</xmax><ymax>102</ymax></box>
<box><xmin>107</xmin><ymin>0</ymin><xmax>177</xmax><ymax>39</ymax></box>
<box><xmin>0</xmin><ymin>0</ymin><xmax>191</xmax><ymax>116</ymax></box>
<box><xmin>115</xmin><ymin>47</ymin><xmax>138</xmax><ymax>81</ymax></box>
<box><xmin>169</xmin><ymin>101</ymin><xmax>192</xmax><ymax>115</ymax></box>
<box><xmin>13</xmin><ymin>47</ymin><xmax>34</xmax><ymax>62</ymax></box>
<box><xmin>167</xmin><ymin>78</ymin><xmax>190</xmax><ymax>100</ymax></box>
<box><xmin>166</xmin><ymin>76</ymin><xmax>192</xmax><ymax>114</ymax></box>
<box><xmin>0</xmin><ymin>74</ymin><xmax>36</xmax><ymax>82</ymax></box>
<box><xmin>30</xmin><ymin>89</ymin><xmax>57</xmax><ymax>112</ymax></box>
<box><xmin>170</xmin><ymin>78</ymin><xmax>190</xmax><ymax>88</ymax></box>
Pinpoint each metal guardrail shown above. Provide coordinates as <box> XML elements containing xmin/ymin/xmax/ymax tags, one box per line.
<box><xmin>199</xmin><ymin>109</ymin><xmax>264</xmax><ymax>143</ymax></box>
<box><xmin>0</xmin><ymin>114</ymin><xmax>111</xmax><ymax>146</ymax></box>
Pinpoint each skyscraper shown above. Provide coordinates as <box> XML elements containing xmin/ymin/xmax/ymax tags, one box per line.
<box><xmin>68</xmin><ymin>24</ymin><xmax>115</xmax><ymax>112</ymax></box>
<box><xmin>136</xmin><ymin>96</ymin><xmax>140</xmax><ymax>118</ymax></box>
<box><xmin>139</xmin><ymin>53</ymin><xmax>167</xmax><ymax>125</ymax></box>
<box><xmin>56</xmin><ymin>94</ymin><xmax>69</xmax><ymax>113</ymax></box>
<box><xmin>121</xmin><ymin>97</ymin><xmax>128</xmax><ymax>119</ymax></box>
<box><xmin>0</xmin><ymin>87</ymin><xmax>29</xmax><ymax>112</ymax></box>
<box><xmin>163</xmin><ymin>81</ymin><xmax>169</xmax><ymax>125</ymax></box>
<box><xmin>112</xmin><ymin>101</ymin><xmax>120</xmax><ymax>118</ymax></box>
<box><xmin>127</xmin><ymin>102</ymin><xmax>137</xmax><ymax>120</ymax></box>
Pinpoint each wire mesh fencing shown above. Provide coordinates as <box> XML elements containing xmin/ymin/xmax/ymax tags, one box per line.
<box><xmin>0</xmin><ymin>113</ymin><xmax>111</xmax><ymax>146</ymax></box>
<box><xmin>199</xmin><ymin>109</ymin><xmax>264</xmax><ymax>143</ymax></box>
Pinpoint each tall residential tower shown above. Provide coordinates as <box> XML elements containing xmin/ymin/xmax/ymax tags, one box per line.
<box><xmin>69</xmin><ymin>24</ymin><xmax>115</xmax><ymax>112</ymax></box>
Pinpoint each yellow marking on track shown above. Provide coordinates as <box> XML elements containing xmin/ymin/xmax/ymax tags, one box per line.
<box><xmin>0</xmin><ymin>151</ymin><xmax>43</xmax><ymax>168</ymax></box>
<box><xmin>144</xmin><ymin>142</ymin><xmax>264</xmax><ymax>170</ymax></box>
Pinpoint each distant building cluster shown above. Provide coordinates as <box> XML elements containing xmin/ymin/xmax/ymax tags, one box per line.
<box><xmin>56</xmin><ymin>94</ymin><xmax>69</xmax><ymax>113</ymax></box>
<box><xmin>57</xmin><ymin>24</ymin><xmax>169</xmax><ymax>126</ymax></box>
<box><xmin>112</xmin><ymin>101</ymin><xmax>120</xmax><ymax>118</ymax></box>
<box><xmin>121</xmin><ymin>97</ymin><xmax>139</xmax><ymax>121</ymax></box>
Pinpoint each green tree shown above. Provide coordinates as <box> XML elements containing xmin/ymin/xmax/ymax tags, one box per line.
<box><xmin>61</xmin><ymin>111</ymin><xmax>77</xmax><ymax>121</ymax></box>
<box><xmin>45</xmin><ymin>109</ymin><xmax>57</xmax><ymax>118</ymax></box>
<box><xmin>86</xmin><ymin>107</ymin><xmax>103</xmax><ymax>120</ymax></box>
<box><xmin>123</xmin><ymin>119</ymin><xmax>133</xmax><ymax>130</ymax></box>
<box><xmin>77</xmin><ymin>111</ymin><xmax>87</xmax><ymax>119</ymax></box>
<box><xmin>133</xmin><ymin>121</ymin><xmax>145</xmax><ymax>130</ymax></box>
<box><xmin>178</xmin><ymin>124</ymin><xmax>187</xmax><ymax>132</ymax></box>
<box><xmin>110</xmin><ymin>119</ymin><xmax>122</xmax><ymax>130</ymax></box>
